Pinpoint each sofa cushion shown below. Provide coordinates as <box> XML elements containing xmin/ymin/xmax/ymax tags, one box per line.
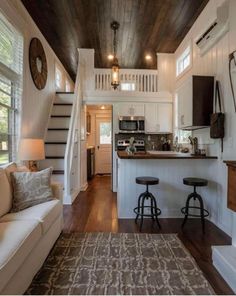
<box><xmin>0</xmin><ymin>220</ymin><xmax>41</xmax><ymax>291</ymax></box>
<box><xmin>11</xmin><ymin>168</ymin><xmax>53</xmax><ymax>212</ymax></box>
<box><xmin>0</xmin><ymin>169</ymin><xmax>12</xmax><ymax>218</ymax></box>
<box><xmin>1</xmin><ymin>162</ymin><xmax>17</xmax><ymax>183</ymax></box>
<box><xmin>0</xmin><ymin>199</ymin><xmax>62</xmax><ymax>234</ymax></box>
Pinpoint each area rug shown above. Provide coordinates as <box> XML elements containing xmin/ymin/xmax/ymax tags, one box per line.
<box><xmin>26</xmin><ymin>232</ymin><xmax>214</xmax><ymax>295</ymax></box>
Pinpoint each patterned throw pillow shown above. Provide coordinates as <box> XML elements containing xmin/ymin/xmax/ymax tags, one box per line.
<box><xmin>11</xmin><ymin>167</ymin><xmax>54</xmax><ymax>212</ymax></box>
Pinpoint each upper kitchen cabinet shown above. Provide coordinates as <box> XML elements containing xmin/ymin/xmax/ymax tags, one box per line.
<box><xmin>177</xmin><ymin>75</ymin><xmax>214</xmax><ymax>130</ymax></box>
<box><xmin>145</xmin><ymin>103</ymin><xmax>172</xmax><ymax>134</ymax></box>
<box><xmin>118</xmin><ymin>103</ymin><xmax>144</xmax><ymax>117</ymax></box>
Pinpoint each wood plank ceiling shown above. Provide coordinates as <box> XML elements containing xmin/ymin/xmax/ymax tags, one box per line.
<box><xmin>22</xmin><ymin>0</ymin><xmax>209</xmax><ymax>81</ymax></box>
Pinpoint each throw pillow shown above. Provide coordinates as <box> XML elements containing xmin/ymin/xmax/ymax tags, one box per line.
<box><xmin>11</xmin><ymin>167</ymin><xmax>54</xmax><ymax>212</ymax></box>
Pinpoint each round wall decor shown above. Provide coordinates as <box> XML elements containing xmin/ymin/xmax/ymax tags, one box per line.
<box><xmin>29</xmin><ymin>38</ymin><xmax>48</xmax><ymax>90</ymax></box>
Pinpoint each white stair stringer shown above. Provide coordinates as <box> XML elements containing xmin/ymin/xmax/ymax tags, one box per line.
<box><xmin>41</xmin><ymin>92</ymin><xmax>79</xmax><ymax>204</ymax></box>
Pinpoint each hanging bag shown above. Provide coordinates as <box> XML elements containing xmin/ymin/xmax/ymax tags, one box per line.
<box><xmin>210</xmin><ymin>81</ymin><xmax>225</xmax><ymax>138</ymax></box>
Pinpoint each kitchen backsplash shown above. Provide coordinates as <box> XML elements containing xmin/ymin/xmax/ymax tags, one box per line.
<box><xmin>115</xmin><ymin>133</ymin><xmax>173</xmax><ymax>151</ymax></box>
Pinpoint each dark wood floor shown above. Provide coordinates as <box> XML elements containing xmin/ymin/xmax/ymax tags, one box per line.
<box><xmin>63</xmin><ymin>175</ymin><xmax>233</xmax><ymax>295</ymax></box>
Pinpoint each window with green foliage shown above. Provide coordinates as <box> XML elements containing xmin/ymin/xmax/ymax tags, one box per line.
<box><xmin>99</xmin><ymin>122</ymin><xmax>111</xmax><ymax>144</ymax></box>
<box><xmin>0</xmin><ymin>13</ymin><xmax>23</xmax><ymax>165</ymax></box>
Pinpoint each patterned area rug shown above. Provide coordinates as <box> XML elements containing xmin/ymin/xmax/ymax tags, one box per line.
<box><xmin>26</xmin><ymin>233</ymin><xmax>214</xmax><ymax>295</ymax></box>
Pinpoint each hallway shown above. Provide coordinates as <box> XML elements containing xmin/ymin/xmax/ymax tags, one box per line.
<box><xmin>63</xmin><ymin>175</ymin><xmax>233</xmax><ymax>294</ymax></box>
<box><xmin>63</xmin><ymin>176</ymin><xmax>118</xmax><ymax>233</ymax></box>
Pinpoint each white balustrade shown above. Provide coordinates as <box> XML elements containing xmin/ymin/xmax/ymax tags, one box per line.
<box><xmin>94</xmin><ymin>68</ymin><xmax>158</xmax><ymax>92</ymax></box>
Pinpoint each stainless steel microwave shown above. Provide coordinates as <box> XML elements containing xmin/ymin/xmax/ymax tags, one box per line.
<box><xmin>119</xmin><ymin>116</ymin><xmax>145</xmax><ymax>133</ymax></box>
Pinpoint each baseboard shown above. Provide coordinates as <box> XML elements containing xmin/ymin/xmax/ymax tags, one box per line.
<box><xmin>63</xmin><ymin>188</ymin><xmax>80</xmax><ymax>205</ymax></box>
<box><xmin>71</xmin><ymin>189</ymin><xmax>80</xmax><ymax>203</ymax></box>
<box><xmin>80</xmin><ymin>182</ymin><xmax>88</xmax><ymax>191</ymax></box>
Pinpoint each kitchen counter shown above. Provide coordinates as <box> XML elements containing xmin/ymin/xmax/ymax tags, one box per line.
<box><xmin>116</xmin><ymin>150</ymin><xmax>218</xmax><ymax>219</ymax></box>
<box><xmin>117</xmin><ymin>151</ymin><xmax>218</xmax><ymax>159</ymax></box>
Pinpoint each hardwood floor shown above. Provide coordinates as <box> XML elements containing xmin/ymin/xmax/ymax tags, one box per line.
<box><xmin>63</xmin><ymin>175</ymin><xmax>233</xmax><ymax>295</ymax></box>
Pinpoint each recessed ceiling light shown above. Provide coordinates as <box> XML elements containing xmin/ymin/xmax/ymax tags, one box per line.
<box><xmin>108</xmin><ymin>54</ymin><xmax>114</xmax><ymax>60</ymax></box>
<box><xmin>101</xmin><ymin>105</ymin><xmax>105</xmax><ymax>110</ymax></box>
<box><xmin>145</xmin><ymin>54</ymin><xmax>152</xmax><ymax>61</ymax></box>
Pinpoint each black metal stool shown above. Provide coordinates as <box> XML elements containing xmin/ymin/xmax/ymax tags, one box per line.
<box><xmin>181</xmin><ymin>177</ymin><xmax>209</xmax><ymax>232</ymax></box>
<box><xmin>134</xmin><ymin>176</ymin><xmax>161</xmax><ymax>231</ymax></box>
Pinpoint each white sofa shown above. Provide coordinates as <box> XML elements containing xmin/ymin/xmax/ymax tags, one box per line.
<box><xmin>0</xmin><ymin>163</ymin><xmax>63</xmax><ymax>295</ymax></box>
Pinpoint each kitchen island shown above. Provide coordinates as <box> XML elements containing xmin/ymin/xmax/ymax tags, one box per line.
<box><xmin>117</xmin><ymin>151</ymin><xmax>218</xmax><ymax>219</ymax></box>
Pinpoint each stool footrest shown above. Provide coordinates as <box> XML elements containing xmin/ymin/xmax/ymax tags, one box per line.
<box><xmin>134</xmin><ymin>206</ymin><xmax>161</xmax><ymax>217</ymax></box>
<box><xmin>181</xmin><ymin>206</ymin><xmax>209</xmax><ymax>218</ymax></box>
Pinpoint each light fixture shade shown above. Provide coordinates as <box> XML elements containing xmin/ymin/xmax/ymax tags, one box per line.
<box><xmin>111</xmin><ymin>58</ymin><xmax>120</xmax><ymax>89</ymax></box>
<box><xmin>18</xmin><ymin>138</ymin><xmax>45</xmax><ymax>161</ymax></box>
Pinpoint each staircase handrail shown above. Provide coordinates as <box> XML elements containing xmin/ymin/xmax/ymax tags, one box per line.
<box><xmin>64</xmin><ymin>62</ymin><xmax>82</xmax><ymax>201</ymax></box>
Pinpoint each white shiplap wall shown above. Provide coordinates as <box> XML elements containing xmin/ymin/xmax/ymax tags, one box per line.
<box><xmin>174</xmin><ymin>0</ymin><xmax>236</xmax><ymax>236</ymax></box>
<box><xmin>0</xmin><ymin>0</ymin><xmax>74</xmax><ymax>140</ymax></box>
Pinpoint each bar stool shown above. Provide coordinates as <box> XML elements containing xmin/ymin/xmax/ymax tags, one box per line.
<box><xmin>181</xmin><ymin>177</ymin><xmax>209</xmax><ymax>232</ymax></box>
<box><xmin>134</xmin><ymin>176</ymin><xmax>161</xmax><ymax>231</ymax></box>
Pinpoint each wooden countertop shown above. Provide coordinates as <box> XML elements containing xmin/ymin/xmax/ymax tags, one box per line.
<box><xmin>117</xmin><ymin>151</ymin><xmax>218</xmax><ymax>160</ymax></box>
<box><xmin>224</xmin><ymin>161</ymin><xmax>236</xmax><ymax>167</ymax></box>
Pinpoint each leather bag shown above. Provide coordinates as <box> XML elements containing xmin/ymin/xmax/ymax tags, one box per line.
<box><xmin>210</xmin><ymin>81</ymin><xmax>225</xmax><ymax>139</ymax></box>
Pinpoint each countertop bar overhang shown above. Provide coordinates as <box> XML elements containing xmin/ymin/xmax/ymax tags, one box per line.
<box><xmin>117</xmin><ymin>151</ymin><xmax>218</xmax><ymax>159</ymax></box>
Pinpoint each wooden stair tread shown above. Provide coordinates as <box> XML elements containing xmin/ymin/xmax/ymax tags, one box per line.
<box><xmin>53</xmin><ymin>103</ymin><xmax>73</xmax><ymax>106</ymax></box>
<box><xmin>56</xmin><ymin>91</ymin><xmax>74</xmax><ymax>94</ymax></box>
<box><xmin>45</xmin><ymin>142</ymin><xmax>66</xmax><ymax>145</ymax></box>
<box><xmin>51</xmin><ymin>115</ymin><xmax>71</xmax><ymax>118</ymax></box>
<box><xmin>52</xmin><ymin>170</ymin><xmax>64</xmax><ymax>175</ymax></box>
<box><xmin>45</xmin><ymin>156</ymin><xmax>64</xmax><ymax>159</ymax></box>
<box><xmin>48</xmin><ymin>128</ymin><xmax>69</xmax><ymax>131</ymax></box>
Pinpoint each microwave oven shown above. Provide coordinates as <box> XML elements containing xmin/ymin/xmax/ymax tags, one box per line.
<box><xmin>119</xmin><ymin>116</ymin><xmax>145</xmax><ymax>133</ymax></box>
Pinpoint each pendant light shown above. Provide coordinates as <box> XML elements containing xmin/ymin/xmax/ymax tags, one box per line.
<box><xmin>110</xmin><ymin>21</ymin><xmax>120</xmax><ymax>90</ymax></box>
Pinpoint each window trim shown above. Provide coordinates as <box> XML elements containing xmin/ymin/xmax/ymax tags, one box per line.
<box><xmin>176</xmin><ymin>42</ymin><xmax>192</xmax><ymax>79</ymax></box>
<box><xmin>0</xmin><ymin>12</ymin><xmax>23</xmax><ymax>164</ymax></box>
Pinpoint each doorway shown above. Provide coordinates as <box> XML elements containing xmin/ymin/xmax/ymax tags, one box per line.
<box><xmin>86</xmin><ymin>105</ymin><xmax>112</xmax><ymax>188</ymax></box>
<box><xmin>96</xmin><ymin>117</ymin><xmax>112</xmax><ymax>174</ymax></box>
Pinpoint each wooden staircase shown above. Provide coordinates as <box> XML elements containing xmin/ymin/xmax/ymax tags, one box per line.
<box><xmin>40</xmin><ymin>92</ymin><xmax>74</xmax><ymax>185</ymax></box>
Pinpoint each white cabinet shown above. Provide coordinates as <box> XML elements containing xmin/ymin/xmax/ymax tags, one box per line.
<box><xmin>177</xmin><ymin>78</ymin><xmax>192</xmax><ymax>128</ymax></box>
<box><xmin>145</xmin><ymin>103</ymin><xmax>172</xmax><ymax>133</ymax></box>
<box><xmin>118</xmin><ymin>103</ymin><xmax>144</xmax><ymax>116</ymax></box>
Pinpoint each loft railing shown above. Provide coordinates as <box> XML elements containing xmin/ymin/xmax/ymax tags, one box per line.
<box><xmin>94</xmin><ymin>68</ymin><xmax>158</xmax><ymax>92</ymax></box>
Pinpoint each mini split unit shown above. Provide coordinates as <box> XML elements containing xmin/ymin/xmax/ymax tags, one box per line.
<box><xmin>196</xmin><ymin>0</ymin><xmax>229</xmax><ymax>56</ymax></box>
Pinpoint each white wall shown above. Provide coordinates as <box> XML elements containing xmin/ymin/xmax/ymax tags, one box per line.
<box><xmin>174</xmin><ymin>0</ymin><xmax>236</xmax><ymax>236</ymax></box>
<box><xmin>0</xmin><ymin>0</ymin><xmax>74</xmax><ymax>140</ymax></box>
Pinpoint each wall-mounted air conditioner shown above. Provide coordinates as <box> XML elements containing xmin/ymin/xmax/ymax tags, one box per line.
<box><xmin>196</xmin><ymin>0</ymin><xmax>229</xmax><ymax>56</ymax></box>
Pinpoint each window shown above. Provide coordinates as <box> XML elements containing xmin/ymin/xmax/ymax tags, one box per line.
<box><xmin>99</xmin><ymin>122</ymin><xmax>111</xmax><ymax>144</ymax></box>
<box><xmin>176</xmin><ymin>45</ymin><xmax>191</xmax><ymax>77</ymax></box>
<box><xmin>65</xmin><ymin>78</ymin><xmax>71</xmax><ymax>92</ymax></box>
<box><xmin>120</xmin><ymin>82</ymin><xmax>136</xmax><ymax>91</ymax></box>
<box><xmin>0</xmin><ymin>13</ymin><xmax>23</xmax><ymax>165</ymax></box>
<box><xmin>177</xmin><ymin>130</ymin><xmax>192</xmax><ymax>144</ymax></box>
<box><xmin>55</xmin><ymin>65</ymin><xmax>63</xmax><ymax>90</ymax></box>
<box><xmin>174</xmin><ymin>93</ymin><xmax>192</xmax><ymax>144</ymax></box>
